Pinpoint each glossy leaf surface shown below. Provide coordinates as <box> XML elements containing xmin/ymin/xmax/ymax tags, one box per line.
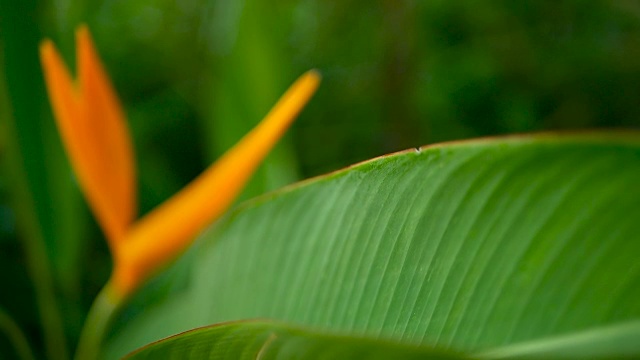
<box><xmin>107</xmin><ymin>133</ymin><xmax>640</xmax><ymax>359</ymax></box>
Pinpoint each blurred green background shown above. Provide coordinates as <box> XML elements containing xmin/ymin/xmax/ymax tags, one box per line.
<box><xmin>1</xmin><ymin>0</ymin><xmax>639</xmax><ymax>358</ymax></box>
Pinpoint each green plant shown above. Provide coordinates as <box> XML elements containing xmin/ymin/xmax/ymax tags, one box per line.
<box><xmin>1</xmin><ymin>2</ymin><xmax>639</xmax><ymax>359</ymax></box>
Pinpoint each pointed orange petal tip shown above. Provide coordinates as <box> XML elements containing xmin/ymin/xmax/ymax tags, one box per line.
<box><xmin>281</xmin><ymin>69</ymin><xmax>321</xmax><ymax>114</ymax></box>
<box><xmin>39</xmin><ymin>39</ymin><xmax>55</xmax><ymax>60</ymax></box>
<box><xmin>76</xmin><ymin>24</ymin><xmax>90</xmax><ymax>42</ymax></box>
<box><xmin>298</xmin><ymin>69</ymin><xmax>321</xmax><ymax>93</ymax></box>
<box><xmin>112</xmin><ymin>70</ymin><xmax>321</xmax><ymax>296</ymax></box>
<box><xmin>39</xmin><ymin>39</ymin><xmax>73</xmax><ymax>95</ymax></box>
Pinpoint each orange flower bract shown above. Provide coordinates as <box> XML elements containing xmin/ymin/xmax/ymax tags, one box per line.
<box><xmin>40</xmin><ymin>26</ymin><xmax>135</xmax><ymax>248</ymax></box>
<box><xmin>40</xmin><ymin>25</ymin><xmax>320</xmax><ymax>297</ymax></box>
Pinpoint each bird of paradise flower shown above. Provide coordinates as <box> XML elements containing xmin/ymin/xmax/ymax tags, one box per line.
<box><xmin>39</xmin><ymin>24</ymin><xmax>320</xmax><ymax>359</ymax></box>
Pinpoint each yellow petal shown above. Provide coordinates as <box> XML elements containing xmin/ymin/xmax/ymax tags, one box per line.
<box><xmin>112</xmin><ymin>70</ymin><xmax>321</xmax><ymax>295</ymax></box>
<box><xmin>39</xmin><ymin>26</ymin><xmax>136</xmax><ymax>248</ymax></box>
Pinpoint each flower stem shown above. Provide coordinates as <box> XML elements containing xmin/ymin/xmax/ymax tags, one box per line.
<box><xmin>74</xmin><ymin>281</ymin><xmax>122</xmax><ymax>360</ymax></box>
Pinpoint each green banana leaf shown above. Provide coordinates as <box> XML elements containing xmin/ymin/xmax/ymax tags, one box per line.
<box><xmin>106</xmin><ymin>132</ymin><xmax>640</xmax><ymax>359</ymax></box>
<box><xmin>125</xmin><ymin>320</ymin><xmax>465</xmax><ymax>359</ymax></box>
<box><xmin>124</xmin><ymin>319</ymin><xmax>640</xmax><ymax>359</ymax></box>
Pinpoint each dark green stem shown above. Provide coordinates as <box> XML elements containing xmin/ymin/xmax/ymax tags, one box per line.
<box><xmin>75</xmin><ymin>281</ymin><xmax>122</xmax><ymax>360</ymax></box>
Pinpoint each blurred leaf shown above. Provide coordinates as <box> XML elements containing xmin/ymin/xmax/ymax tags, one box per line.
<box><xmin>202</xmin><ymin>0</ymin><xmax>300</xmax><ymax>201</ymax></box>
<box><xmin>0</xmin><ymin>2</ymin><xmax>73</xmax><ymax>357</ymax></box>
<box><xmin>106</xmin><ymin>133</ymin><xmax>640</xmax><ymax>359</ymax></box>
<box><xmin>125</xmin><ymin>320</ymin><xmax>465</xmax><ymax>360</ymax></box>
<box><xmin>125</xmin><ymin>320</ymin><xmax>640</xmax><ymax>360</ymax></box>
<box><xmin>0</xmin><ymin>0</ymin><xmax>87</xmax><ymax>295</ymax></box>
<box><xmin>478</xmin><ymin>320</ymin><xmax>640</xmax><ymax>359</ymax></box>
<box><xmin>0</xmin><ymin>307</ymin><xmax>36</xmax><ymax>360</ymax></box>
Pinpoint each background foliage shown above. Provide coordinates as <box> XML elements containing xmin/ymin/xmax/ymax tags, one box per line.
<box><xmin>1</xmin><ymin>0</ymin><xmax>639</xmax><ymax>358</ymax></box>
